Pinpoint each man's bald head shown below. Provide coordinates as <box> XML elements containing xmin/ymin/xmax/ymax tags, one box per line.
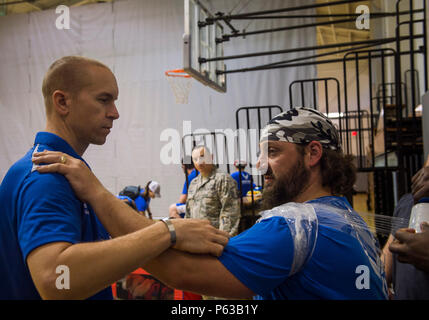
<box><xmin>42</xmin><ymin>56</ymin><xmax>111</xmax><ymax>115</ymax></box>
<box><xmin>192</xmin><ymin>145</ymin><xmax>215</xmax><ymax>176</ymax></box>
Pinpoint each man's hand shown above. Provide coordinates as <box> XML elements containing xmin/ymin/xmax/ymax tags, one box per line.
<box><xmin>170</xmin><ymin>219</ymin><xmax>230</xmax><ymax>257</ymax></box>
<box><xmin>32</xmin><ymin>150</ymin><xmax>108</xmax><ymax>203</ymax></box>
<box><xmin>389</xmin><ymin>223</ymin><xmax>429</xmax><ymax>272</ymax></box>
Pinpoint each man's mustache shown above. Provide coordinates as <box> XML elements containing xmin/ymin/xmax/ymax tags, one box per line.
<box><xmin>264</xmin><ymin>167</ymin><xmax>273</xmax><ymax>178</ymax></box>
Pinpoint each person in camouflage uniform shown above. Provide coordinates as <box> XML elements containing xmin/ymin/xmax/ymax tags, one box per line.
<box><xmin>185</xmin><ymin>145</ymin><xmax>240</xmax><ymax>237</ymax></box>
<box><xmin>186</xmin><ymin>145</ymin><xmax>240</xmax><ymax>300</ymax></box>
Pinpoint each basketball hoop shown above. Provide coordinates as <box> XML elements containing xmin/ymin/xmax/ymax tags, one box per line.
<box><xmin>165</xmin><ymin>69</ymin><xmax>192</xmax><ymax>104</ymax></box>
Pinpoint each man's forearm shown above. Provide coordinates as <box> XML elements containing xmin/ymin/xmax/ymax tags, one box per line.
<box><xmin>88</xmin><ymin>188</ymin><xmax>156</xmax><ymax>237</ymax></box>
<box><xmin>35</xmin><ymin>221</ymin><xmax>171</xmax><ymax>299</ymax></box>
<box><xmin>143</xmin><ymin>248</ymin><xmax>254</xmax><ymax>299</ymax></box>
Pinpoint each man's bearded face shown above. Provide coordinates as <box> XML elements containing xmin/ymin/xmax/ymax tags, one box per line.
<box><xmin>259</xmin><ymin>142</ymin><xmax>311</xmax><ymax>210</ymax></box>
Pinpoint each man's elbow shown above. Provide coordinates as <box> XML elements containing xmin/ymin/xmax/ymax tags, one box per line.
<box><xmin>176</xmin><ymin>276</ymin><xmax>254</xmax><ymax>299</ymax></box>
<box><xmin>36</xmin><ymin>272</ymin><xmax>91</xmax><ymax>300</ymax></box>
<box><xmin>159</xmin><ymin>269</ymin><xmax>192</xmax><ymax>291</ymax></box>
<box><xmin>36</xmin><ymin>272</ymin><xmax>69</xmax><ymax>299</ymax></box>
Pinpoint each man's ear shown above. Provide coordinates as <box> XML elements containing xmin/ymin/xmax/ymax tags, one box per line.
<box><xmin>52</xmin><ymin>90</ymin><xmax>70</xmax><ymax>116</ymax></box>
<box><xmin>307</xmin><ymin>141</ymin><xmax>323</xmax><ymax>167</ymax></box>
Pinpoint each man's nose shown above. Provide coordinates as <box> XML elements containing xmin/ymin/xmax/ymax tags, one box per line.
<box><xmin>108</xmin><ymin>103</ymin><xmax>120</xmax><ymax>120</ymax></box>
<box><xmin>256</xmin><ymin>153</ymin><xmax>268</xmax><ymax>174</ymax></box>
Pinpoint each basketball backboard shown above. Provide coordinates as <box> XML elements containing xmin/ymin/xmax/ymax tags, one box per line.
<box><xmin>183</xmin><ymin>0</ymin><xmax>227</xmax><ymax>93</ymax></box>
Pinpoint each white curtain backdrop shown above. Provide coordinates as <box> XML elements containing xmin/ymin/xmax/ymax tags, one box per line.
<box><xmin>0</xmin><ymin>0</ymin><xmax>316</xmax><ymax>218</ymax></box>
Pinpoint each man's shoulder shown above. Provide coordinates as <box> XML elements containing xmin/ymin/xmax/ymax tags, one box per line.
<box><xmin>0</xmin><ymin>146</ymin><xmax>80</xmax><ymax>217</ymax></box>
<box><xmin>0</xmin><ymin>146</ymin><xmax>44</xmax><ymax>195</ymax></box>
<box><xmin>20</xmin><ymin>169</ymin><xmax>78</xmax><ymax>205</ymax></box>
<box><xmin>307</xmin><ymin>196</ymin><xmax>350</xmax><ymax>213</ymax></box>
<box><xmin>1</xmin><ymin>153</ymin><xmax>32</xmax><ymax>183</ymax></box>
<box><xmin>230</xmin><ymin>171</ymin><xmax>239</xmax><ymax>178</ymax></box>
<box><xmin>18</xmin><ymin>144</ymin><xmax>78</xmax><ymax>202</ymax></box>
<box><xmin>214</xmin><ymin>170</ymin><xmax>236</xmax><ymax>182</ymax></box>
<box><xmin>189</xmin><ymin>174</ymin><xmax>201</xmax><ymax>185</ymax></box>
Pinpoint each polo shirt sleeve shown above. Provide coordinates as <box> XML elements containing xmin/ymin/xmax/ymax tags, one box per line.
<box><xmin>218</xmin><ymin>216</ymin><xmax>294</xmax><ymax>297</ymax></box>
<box><xmin>17</xmin><ymin>172</ymin><xmax>83</xmax><ymax>262</ymax></box>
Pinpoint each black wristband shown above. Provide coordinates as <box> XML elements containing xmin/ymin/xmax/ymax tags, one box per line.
<box><xmin>161</xmin><ymin>218</ymin><xmax>176</xmax><ymax>246</ymax></box>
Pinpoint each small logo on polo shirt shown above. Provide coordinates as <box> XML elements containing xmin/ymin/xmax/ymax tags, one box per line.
<box><xmin>31</xmin><ymin>145</ymin><xmax>41</xmax><ymax>173</ymax></box>
<box><xmin>83</xmin><ymin>203</ymin><xmax>90</xmax><ymax>215</ymax></box>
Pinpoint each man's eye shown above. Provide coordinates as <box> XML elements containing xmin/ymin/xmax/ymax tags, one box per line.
<box><xmin>267</xmin><ymin>148</ymin><xmax>279</xmax><ymax>156</ymax></box>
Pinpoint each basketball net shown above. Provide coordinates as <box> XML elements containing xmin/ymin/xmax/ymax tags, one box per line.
<box><xmin>165</xmin><ymin>69</ymin><xmax>192</xmax><ymax>104</ymax></box>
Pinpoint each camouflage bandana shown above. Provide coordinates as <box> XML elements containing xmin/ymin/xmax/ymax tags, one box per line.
<box><xmin>260</xmin><ymin>107</ymin><xmax>341</xmax><ymax>150</ymax></box>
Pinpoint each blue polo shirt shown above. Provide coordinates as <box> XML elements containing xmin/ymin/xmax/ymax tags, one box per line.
<box><xmin>0</xmin><ymin>132</ymin><xmax>112</xmax><ymax>300</ymax></box>
<box><xmin>231</xmin><ymin>171</ymin><xmax>255</xmax><ymax>197</ymax></box>
<box><xmin>218</xmin><ymin>196</ymin><xmax>388</xmax><ymax>300</ymax></box>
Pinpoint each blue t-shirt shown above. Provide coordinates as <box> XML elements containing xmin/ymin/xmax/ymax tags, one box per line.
<box><xmin>0</xmin><ymin>132</ymin><xmax>112</xmax><ymax>300</ymax></box>
<box><xmin>134</xmin><ymin>190</ymin><xmax>150</xmax><ymax>212</ymax></box>
<box><xmin>218</xmin><ymin>196</ymin><xmax>388</xmax><ymax>300</ymax></box>
<box><xmin>231</xmin><ymin>171</ymin><xmax>255</xmax><ymax>197</ymax></box>
<box><xmin>182</xmin><ymin>169</ymin><xmax>198</xmax><ymax>195</ymax></box>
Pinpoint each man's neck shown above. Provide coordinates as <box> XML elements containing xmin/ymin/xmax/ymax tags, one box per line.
<box><xmin>200</xmin><ymin>166</ymin><xmax>215</xmax><ymax>178</ymax></box>
<box><xmin>45</xmin><ymin>121</ymin><xmax>87</xmax><ymax>156</ymax></box>
<box><xmin>293</xmin><ymin>172</ymin><xmax>332</xmax><ymax>203</ymax></box>
<box><xmin>294</xmin><ymin>188</ymin><xmax>332</xmax><ymax>203</ymax></box>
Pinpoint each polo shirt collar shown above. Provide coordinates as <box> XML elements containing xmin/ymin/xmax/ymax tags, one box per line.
<box><xmin>34</xmin><ymin>132</ymin><xmax>90</xmax><ymax>168</ymax></box>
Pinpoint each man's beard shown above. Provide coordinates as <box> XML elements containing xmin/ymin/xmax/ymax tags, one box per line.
<box><xmin>260</xmin><ymin>158</ymin><xmax>310</xmax><ymax>211</ymax></box>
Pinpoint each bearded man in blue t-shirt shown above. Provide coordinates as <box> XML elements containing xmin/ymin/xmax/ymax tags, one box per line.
<box><xmin>32</xmin><ymin>107</ymin><xmax>388</xmax><ymax>299</ymax></box>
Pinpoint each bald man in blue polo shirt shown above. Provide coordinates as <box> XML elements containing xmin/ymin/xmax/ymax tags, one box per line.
<box><xmin>0</xmin><ymin>56</ymin><xmax>228</xmax><ymax>300</ymax></box>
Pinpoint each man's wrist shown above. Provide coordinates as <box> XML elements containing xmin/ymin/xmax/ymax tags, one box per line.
<box><xmin>160</xmin><ymin>218</ymin><xmax>177</xmax><ymax>246</ymax></box>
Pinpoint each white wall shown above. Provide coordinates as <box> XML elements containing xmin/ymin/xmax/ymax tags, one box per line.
<box><xmin>0</xmin><ymin>0</ymin><xmax>316</xmax><ymax>218</ymax></box>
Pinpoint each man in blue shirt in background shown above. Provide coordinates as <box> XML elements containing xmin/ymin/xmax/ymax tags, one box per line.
<box><xmin>0</xmin><ymin>56</ymin><xmax>229</xmax><ymax>300</ymax></box>
<box><xmin>231</xmin><ymin>160</ymin><xmax>255</xmax><ymax>198</ymax></box>
<box><xmin>33</xmin><ymin>107</ymin><xmax>388</xmax><ymax>299</ymax></box>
